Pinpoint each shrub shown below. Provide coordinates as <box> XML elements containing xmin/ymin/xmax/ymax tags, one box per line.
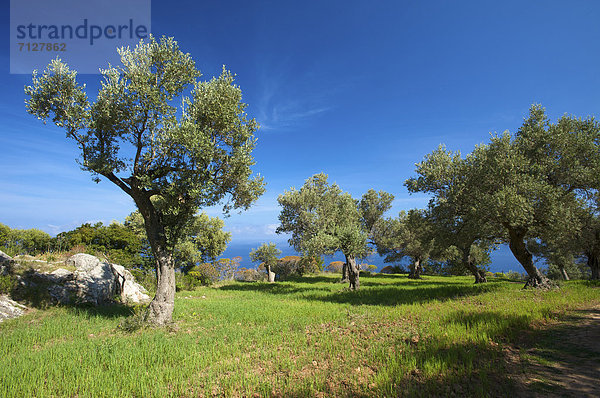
<box><xmin>273</xmin><ymin>256</ymin><xmax>300</xmax><ymax>280</ymax></box>
<box><xmin>175</xmin><ymin>273</ymin><xmax>199</xmax><ymax>291</ymax></box>
<box><xmin>235</xmin><ymin>268</ymin><xmax>263</xmax><ymax>282</ymax></box>
<box><xmin>494</xmin><ymin>272</ymin><xmax>506</xmax><ymax>278</ymax></box>
<box><xmin>297</xmin><ymin>256</ymin><xmax>323</xmax><ymax>275</ymax></box>
<box><xmin>0</xmin><ymin>275</ymin><xmax>16</xmax><ymax>295</ymax></box>
<box><xmin>117</xmin><ymin>305</ymin><xmax>148</xmax><ymax>333</ymax></box>
<box><xmin>360</xmin><ymin>264</ymin><xmax>378</xmax><ymax>273</ymax></box>
<box><xmin>546</xmin><ymin>262</ymin><xmax>587</xmax><ymax>280</ymax></box>
<box><xmin>129</xmin><ymin>268</ymin><xmax>156</xmax><ymax>293</ymax></box>
<box><xmin>380</xmin><ymin>265</ymin><xmax>406</xmax><ymax>274</ymax></box>
<box><xmin>11</xmin><ymin>268</ymin><xmax>55</xmax><ymax>308</ymax></box>
<box><xmin>215</xmin><ymin>257</ymin><xmax>241</xmax><ymax>281</ymax></box>
<box><xmin>188</xmin><ymin>263</ymin><xmax>219</xmax><ymax>286</ymax></box>
<box><xmin>326</xmin><ymin>261</ymin><xmax>344</xmax><ymax>273</ymax></box>
<box><xmin>506</xmin><ymin>270</ymin><xmax>525</xmax><ymax>281</ymax></box>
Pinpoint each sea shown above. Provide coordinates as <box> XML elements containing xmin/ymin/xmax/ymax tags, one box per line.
<box><xmin>220</xmin><ymin>241</ymin><xmax>532</xmax><ymax>274</ymax></box>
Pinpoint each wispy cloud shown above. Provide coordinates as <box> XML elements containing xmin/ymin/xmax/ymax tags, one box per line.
<box><xmin>254</xmin><ymin>58</ymin><xmax>334</xmax><ymax>131</ymax></box>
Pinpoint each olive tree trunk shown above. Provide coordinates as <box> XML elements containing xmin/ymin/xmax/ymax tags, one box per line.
<box><xmin>462</xmin><ymin>247</ymin><xmax>487</xmax><ymax>283</ymax></box>
<box><xmin>587</xmin><ymin>252</ymin><xmax>599</xmax><ymax>280</ymax></box>
<box><xmin>345</xmin><ymin>254</ymin><xmax>360</xmax><ymax>290</ymax></box>
<box><xmin>133</xmin><ymin>192</ymin><xmax>176</xmax><ymax>325</ymax></box>
<box><xmin>559</xmin><ymin>266</ymin><xmax>570</xmax><ymax>281</ymax></box>
<box><xmin>341</xmin><ymin>262</ymin><xmax>349</xmax><ymax>283</ymax></box>
<box><xmin>507</xmin><ymin>227</ymin><xmax>553</xmax><ymax>289</ymax></box>
<box><xmin>408</xmin><ymin>258</ymin><xmax>422</xmax><ymax>279</ymax></box>
<box><xmin>146</xmin><ymin>251</ymin><xmax>175</xmax><ymax>325</ymax></box>
<box><xmin>266</xmin><ymin>265</ymin><xmax>276</xmax><ymax>282</ymax></box>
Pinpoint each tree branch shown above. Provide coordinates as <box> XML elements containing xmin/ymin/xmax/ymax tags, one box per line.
<box><xmin>102</xmin><ymin>172</ymin><xmax>132</xmax><ymax>195</ymax></box>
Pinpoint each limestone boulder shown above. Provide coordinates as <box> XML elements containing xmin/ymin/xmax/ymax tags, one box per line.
<box><xmin>0</xmin><ymin>250</ymin><xmax>14</xmax><ymax>276</ymax></box>
<box><xmin>0</xmin><ymin>295</ymin><xmax>27</xmax><ymax>322</ymax></box>
<box><xmin>111</xmin><ymin>264</ymin><xmax>151</xmax><ymax>304</ymax></box>
<box><xmin>14</xmin><ymin>254</ymin><xmax>151</xmax><ymax>306</ymax></box>
<box><xmin>65</xmin><ymin>253</ymin><xmax>118</xmax><ymax>305</ymax></box>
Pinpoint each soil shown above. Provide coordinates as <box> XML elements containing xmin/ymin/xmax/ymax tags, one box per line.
<box><xmin>505</xmin><ymin>305</ymin><xmax>600</xmax><ymax>397</ymax></box>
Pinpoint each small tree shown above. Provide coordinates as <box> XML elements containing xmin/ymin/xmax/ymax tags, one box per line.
<box><xmin>249</xmin><ymin>243</ymin><xmax>281</xmax><ymax>282</ymax></box>
<box><xmin>215</xmin><ymin>257</ymin><xmax>242</xmax><ymax>281</ymax></box>
<box><xmin>277</xmin><ymin>174</ymin><xmax>389</xmax><ymax>290</ymax></box>
<box><xmin>25</xmin><ymin>37</ymin><xmax>264</xmax><ymax>324</ymax></box>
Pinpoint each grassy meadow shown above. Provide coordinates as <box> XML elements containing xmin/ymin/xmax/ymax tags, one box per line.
<box><xmin>1</xmin><ymin>273</ymin><xmax>599</xmax><ymax>397</ymax></box>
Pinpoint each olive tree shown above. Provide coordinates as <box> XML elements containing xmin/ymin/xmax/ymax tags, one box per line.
<box><xmin>406</xmin><ymin>145</ymin><xmax>499</xmax><ymax>283</ymax></box>
<box><xmin>25</xmin><ymin>36</ymin><xmax>264</xmax><ymax>324</ymax></box>
<box><xmin>277</xmin><ymin>174</ymin><xmax>391</xmax><ymax>290</ymax></box>
<box><xmin>372</xmin><ymin>209</ymin><xmax>434</xmax><ymax>279</ymax></box>
<box><xmin>466</xmin><ymin>105</ymin><xmax>599</xmax><ymax>288</ymax></box>
<box><xmin>249</xmin><ymin>243</ymin><xmax>282</xmax><ymax>282</ymax></box>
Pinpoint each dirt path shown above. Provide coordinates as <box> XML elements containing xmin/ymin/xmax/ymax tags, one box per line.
<box><xmin>505</xmin><ymin>305</ymin><xmax>600</xmax><ymax>397</ymax></box>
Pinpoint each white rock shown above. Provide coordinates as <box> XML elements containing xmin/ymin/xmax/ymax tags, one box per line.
<box><xmin>66</xmin><ymin>253</ymin><xmax>102</xmax><ymax>272</ymax></box>
<box><xmin>50</xmin><ymin>268</ymin><xmax>73</xmax><ymax>279</ymax></box>
<box><xmin>0</xmin><ymin>295</ymin><xmax>27</xmax><ymax>322</ymax></box>
<box><xmin>0</xmin><ymin>250</ymin><xmax>13</xmax><ymax>276</ymax></box>
<box><xmin>111</xmin><ymin>263</ymin><xmax>151</xmax><ymax>304</ymax></box>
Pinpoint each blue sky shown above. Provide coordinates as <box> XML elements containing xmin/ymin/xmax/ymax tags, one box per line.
<box><xmin>1</xmin><ymin>1</ymin><xmax>599</xmax><ymax>270</ymax></box>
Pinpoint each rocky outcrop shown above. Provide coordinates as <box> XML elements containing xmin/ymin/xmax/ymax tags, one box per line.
<box><xmin>64</xmin><ymin>254</ymin><xmax>118</xmax><ymax>305</ymax></box>
<box><xmin>17</xmin><ymin>254</ymin><xmax>151</xmax><ymax>306</ymax></box>
<box><xmin>0</xmin><ymin>295</ymin><xmax>27</xmax><ymax>322</ymax></box>
<box><xmin>0</xmin><ymin>250</ymin><xmax>14</xmax><ymax>276</ymax></box>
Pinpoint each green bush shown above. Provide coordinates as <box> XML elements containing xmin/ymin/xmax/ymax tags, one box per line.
<box><xmin>235</xmin><ymin>268</ymin><xmax>263</xmax><ymax>282</ymax></box>
<box><xmin>188</xmin><ymin>263</ymin><xmax>219</xmax><ymax>285</ymax></box>
<box><xmin>0</xmin><ymin>275</ymin><xmax>16</xmax><ymax>295</ymax></box>
<box><xmin>129</xmin><ymin>268</ymin><xmax>156</xmax><ymax>293</ymax></box>
<box><xmin>11</xmin><ymin>269</ymin><xmax>55</xmax><ymax>308</ymax></box>
<box><xmin>325</xmin><ymin>261</ymin><xmax>344</xmax><ymax>273</ymax></box>
<box><xmin>506</xmin><ymin>270</ymin><xmax>525</xmax><ymax>281</ymax></box>
<box><xmin>176</xmin><ymin>263</ymin><xmax>219</xmax><ymax>291</ymax></box>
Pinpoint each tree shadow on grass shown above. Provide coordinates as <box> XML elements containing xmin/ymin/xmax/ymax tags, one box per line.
<box><xmin>64</xmin><ymin>302</ymin><xmax>137</xmax><ymax>319</ymax></box>
<box><xmin>282</xmin><ymin>310</ymin><xmax>531</xmax><ymax>397</ymax></box>
<box><xmin>283</xmin><ymin>275</ymin><xmax>340</xmax><ymax>284</ymax></box>
<box><xmin>502</xmin><ymin>306</ymin><xmax>600</xmax><ymax>397</ymax></box>
<box><xmin>220</xmin><ymin>279</ymin><xmax>503</xmax><ymax>307</ymax></box>
<box><xmin>219</xmin><ymin>281</ymin><xmax>331</xmax><ymax>296</ymax></box>
<box><xmin>303</xmin><ymin>283</ymin><xmax>502</xmax><ymax>306</ymax></box>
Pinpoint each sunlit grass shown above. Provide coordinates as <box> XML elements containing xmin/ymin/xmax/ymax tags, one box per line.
<box><xmin>1</xmin><ymin>274</ymin><xmax>598</xmax><ymax>397</ymax></box>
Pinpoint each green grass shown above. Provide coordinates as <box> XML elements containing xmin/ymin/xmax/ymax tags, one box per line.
<box><xmin>1</xmin><ymin>274</ymin><xmax>599</xmax><ymax>397</ymax></box>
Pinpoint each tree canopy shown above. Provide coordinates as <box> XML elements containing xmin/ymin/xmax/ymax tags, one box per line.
<box><xmin>277</xmin><ymin>173</ymin><xmax>392</xmax><ymax>290</ymax></box>
<box><xmin>249</xmin><ymin>243</ymin><xmax>282</xmax><ymax>282</ymax></box>
<box><xmin>25</xmin><ymin>36</ymin><xmax>264</xmax><ymax>324</ymax></box>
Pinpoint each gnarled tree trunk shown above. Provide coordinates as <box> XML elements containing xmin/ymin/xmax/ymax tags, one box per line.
<box><xmin>507</xmin><ymin>227</ymin><xmax>553</xmax><ymax>289</ymax></box>
<box><xmin>559</xmin><ymin>266</ymin><xmax>570</xmax><ymax>281</ymax></box>
<box><xmin>587</xmin><ymin>252</ymin><xmax>599</xmax><ymax>280</ymax></box>
<box><xmin>133</xmin><ymin>191</ymin><xmax>177</xmax><ymax>325</ymax></box>
<box><xmin>266</xmin><ymin>265</ymin><xmax>275</xmax><ymax>282</ymax></box>
<box><xmin>408</xmin><ymin>258</ymin><xmax>422</xmax><ymax>279</ymax></box>
<box><xmin>461</xmin><ymin>247</ymin><xmax>487</xmax><ymax>283</ymax></box>
<box><xmin>146</xmin><ymin>251</ymin><xmax>175</xmax><ymax>325</ymax></box>
<box><xmin>345</xmin><ymin>254</ymin><xmax>360</xmax><ymax>290</ymax></box>
<box><xmin>341</xmin><ymin>262</ymin><xmax>349</xmax><ymax>283</ymax></box>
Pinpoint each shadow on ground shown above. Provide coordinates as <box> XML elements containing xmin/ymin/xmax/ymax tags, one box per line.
<box><xmin>219</xmin><ymin>278</ymin><xmax>504</xmax><ymax>307</ymax></box>
<box><xmin>503</xmin><ymin>305</ymin><xmax>600</xmax><ymax>397</ymax></box>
